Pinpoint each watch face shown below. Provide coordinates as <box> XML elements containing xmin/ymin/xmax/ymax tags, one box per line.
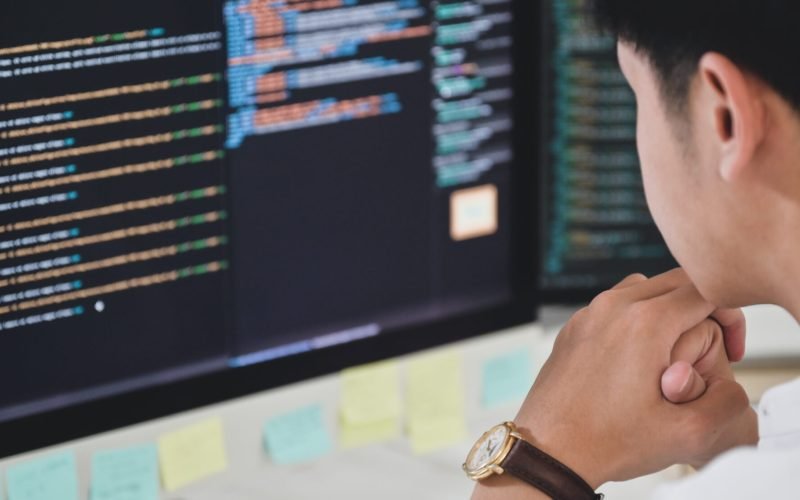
<box><xmin>466</xmin><ymin>423</ymin><xmax>510</xmax><ymax>473</ymax></box>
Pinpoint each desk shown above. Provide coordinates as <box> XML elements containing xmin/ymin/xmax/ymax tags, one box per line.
<box><xmin>0</xmin><ymin>306</ymin><xmax>798</xmax><ymax>500</ymax></box>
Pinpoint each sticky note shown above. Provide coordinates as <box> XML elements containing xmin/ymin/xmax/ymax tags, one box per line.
<box><xmin>482</xmin><ymin>350</ymin><xmax>534</xmax><ymax>408</ymax></box>
<box><xmin>264</xmin><ymin>405</ymin><xmax>333</xmax><ymax>465</ymax></box>
<box><xmin>90</xmin><ymin>444</ymin><xmax>159</xmax><ymax>500</ymax></box>
<box><xmin>7</xmin><ymin>450</ymin><xmax>78</xmax><ymax>500</ymax></box>
<box><xmin>158</xmin><ymin>418</ymin><xmax>227</xmax><ymax>492</ymax></box>
<box><xmin>406</xmin><ymin>350</ymin><xmax>467</xmax><ymax>454</ymax></box>
<box><xmin>340</xmin><ymin>361</ymin><xmax>401</xmax><ymax>423</ymax></box>
<box><xmin>339</xmin><ymin>361</ymin><xmax>401</xmax><ymax>447</ymax></box>
<box><xmin>339</xmin><ymin>417</ymin><xmax>399</xmax><ymax>449</ymax></box>
<box><xmin>450</xmin><ymin>184</ymin><xmax>498</xmax><ymax>241</ymax></box>
<box><xmin>407</xmin><ymin>415</ymin><xmax>468</xmax><ymax>455</ymax></box>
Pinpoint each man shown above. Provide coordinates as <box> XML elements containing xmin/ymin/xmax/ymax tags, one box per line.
<box><xmin>469</xmin><ymin>1</ymin><xmax>800</xmax><ymax>498</ymax></box>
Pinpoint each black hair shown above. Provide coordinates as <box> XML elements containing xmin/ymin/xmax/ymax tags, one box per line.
<box><xmin>593</xmin><ymin>1</ymin><xmax>800</xmax><ymax>113</ymax></box>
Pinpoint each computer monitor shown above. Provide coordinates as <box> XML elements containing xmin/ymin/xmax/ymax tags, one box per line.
<box><xmin>0</xmin><ymin>0</ymin><xmax>537</xmax><ymax>456</ymax></box>
<box><xmin>540</xmin><ymin>0</ymin><xmax>675</xmax><ymax>303</ymax></box>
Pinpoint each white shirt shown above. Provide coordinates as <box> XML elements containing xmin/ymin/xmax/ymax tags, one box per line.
<box><xmin>653</xmin><ymin>377</ymin><xmax>800</xmax><ymax>499</ymax></box>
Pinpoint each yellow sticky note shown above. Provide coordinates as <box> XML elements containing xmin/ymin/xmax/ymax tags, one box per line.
<box><xmin>340</xmin><ymin>417</ymin><xmax>400</xmax><ymax>448</ymax></box>
<box><xmin>407</xmin><ymin>350</ymin><xmax>467</xmax><ymax>454</ymax></box>
<box><xmin>341</xmin><ymin>361</ymin><xmax>401</xmax><ymax>423</ymax></box>
<box><xmin>339</xmin><ymin>361</ymin><xmax>401</xmax><ymax>447</ymax></box>
<box><xmin>408</xmin><ymin>416</ymin><xmax>468</xmax><ymax>455</ymax></box>
<box><xmin>157</xmin><ymin>418</ymin><xmax>227</xmax><ymax>491</ymax></box>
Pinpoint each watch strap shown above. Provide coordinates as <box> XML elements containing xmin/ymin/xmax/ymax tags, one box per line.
<box><xmin>502</xmin><ymin>438</ymin><xmax>602</xmax><ymax>500</ymax></box>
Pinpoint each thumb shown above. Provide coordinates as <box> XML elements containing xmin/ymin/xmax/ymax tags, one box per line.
<box><xmin>662</xmin><ymin>361</ymin><xmax>707</xmax><ymax>403</ymax></box>
<box><xmin>681</xmin><ymin>376</ymin><xmax>751</xmax><ymax>425</ymax></box>
<box><xmin>663</xmin><ymin>319</ymin><xmax>728</xmax><ymax>404</ymax></box>
<box><xmin>675</xmin><ymin>377</ymin><xmax>755</xmax><ymax>466</ymax></box>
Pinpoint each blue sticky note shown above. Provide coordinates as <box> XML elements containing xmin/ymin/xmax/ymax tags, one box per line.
<box><xmin>482</xmin><ymin>350</ymin><xmax>534</xmax><ymax>408</ymax></box>
<box><xmin>264</xmin><ymin>405</ymin><xmax>333</xmax><ymax>465</ymax></box>
<box><xmin>7</xmin><ymin>450</ymin><xmax>78</xmax><ymax>500</ymax></box>
<box><xmin>90</xmin><ymin>444</ymin><xmax>159</xmax><ymax>500</ymax></box>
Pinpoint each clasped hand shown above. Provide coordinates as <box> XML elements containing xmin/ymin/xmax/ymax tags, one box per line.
<box><xmin>514</xmin><ymin>269</ymin><xmax>758</xmax><ymax>488</ymax></box>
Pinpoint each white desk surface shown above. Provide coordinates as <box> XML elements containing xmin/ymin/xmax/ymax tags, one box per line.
<box><xmin>1</xmin><ymin>305</ymin><xmax>799</xmax><ymax>500</ymax></box>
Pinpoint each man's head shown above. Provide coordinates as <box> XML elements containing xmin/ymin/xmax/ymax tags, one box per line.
<box><xmin>594</xmin><ymin>1</ymin><xmax>800</xmax><ymax>312</ymax></box>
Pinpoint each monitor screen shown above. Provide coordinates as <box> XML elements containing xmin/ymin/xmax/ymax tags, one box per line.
<box><xmin>540</xmin><ymin>0</ymin><xmax>675</xmax><ymax>301</ymax></box>
<box><xmin>0</xmin><ymin>0</ymin><xmax>536</xmax><ymax>455</ymax></box>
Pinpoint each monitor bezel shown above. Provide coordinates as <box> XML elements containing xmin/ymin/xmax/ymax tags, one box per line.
<box><xmin>0</xmin><ymin>0</ymin><xmax>540</xmax><ymax>458</ymax></box>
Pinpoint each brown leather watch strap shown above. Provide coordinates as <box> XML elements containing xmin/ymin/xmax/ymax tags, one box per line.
<box><xmin>502</xmin><ymin>439</ymin><xmax>602</xmax><ymax>500</ymax></box>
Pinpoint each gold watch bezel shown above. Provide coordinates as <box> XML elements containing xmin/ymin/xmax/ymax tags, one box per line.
<box><xmin>462</xmin><ymin>421</ymin><xmax>522</xmax><ymax>481</ymax></box>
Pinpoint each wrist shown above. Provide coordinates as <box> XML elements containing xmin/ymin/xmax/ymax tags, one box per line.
<box><xmin>472</xmin><ymin>474</ymin><xmax>550</xmax><ymax>500</ymax></box>
<box><xmin>513</xmin><ymin>417</ymin><xmax>611</xmax><ymax>490</ymax></box>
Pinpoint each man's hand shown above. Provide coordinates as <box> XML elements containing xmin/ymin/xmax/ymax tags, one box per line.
<box><xmin>662</xmin><ymin>316</ymin><xmax>757</xmax><ymax>469</ymax></box>
<box><xmin>512</xmin><ymin>269</ymin><xmax>755</xmax><ymax>488</ymax></box>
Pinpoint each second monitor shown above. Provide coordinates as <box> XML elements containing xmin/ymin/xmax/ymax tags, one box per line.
<box><xmin>540</xmin><ymin>0</ymin><xmax>676</xmax><ymax>301</ymax></box>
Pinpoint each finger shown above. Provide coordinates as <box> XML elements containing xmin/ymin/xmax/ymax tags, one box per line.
<box><xmin>662</xmin><ymin>361</ymin><xmax>707</xmax><ymax>403</ymax></box>
<box><xmin>711</xmin><ymin>308</ymin><xmax>747</xmax><ymax>362</ymax></box>
<box><xmin>617</xmin><ymin>268</ymin><xmax>692</xmax><ymax>301</ymax></box>
<box><xmin>671</xmin><ymin>320</ymin><xmax>723</xmax><ymax>373</ymax></box>
<box><xmin>646</xmin><ymin>284</ymin><xmax>717</xmax><ymax>347</ymax></box>
<box><xmin>662</xmin><ymin>320</ymin><xmax>724</xmax><ymax>403</ymax></box>
<box><xmin>611</xmin><ymin>273</ymin><xmax>648</xmax><ymax>291</ymax></box>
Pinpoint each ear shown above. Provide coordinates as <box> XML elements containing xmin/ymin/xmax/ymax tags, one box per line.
<box><xmin>698</xmin><ymin>53</ymin><xmax>765</xmax><ymax>182</ymax></box>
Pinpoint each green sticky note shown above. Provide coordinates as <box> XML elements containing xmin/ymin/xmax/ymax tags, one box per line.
<box><xmin>339</xmin><ymin>361</ymin><xmax>402</xmax><ymax>447</ymax></box>
<box><xmin>7</xmin><ymin>451</ymin><xmax>78</xmax><ymax>500</ymax></box>
<box><xmin>90</xmin><ymin>444</ymin><xmax>158</xmax><ymax>500</ymax></box>
<box><xmin>264</xmin><ymin>405</ymin><xmax>333</xmax><ymax>465</ymax></box>
<box><xmin>407</xmin><ymin>350</ymin><xmax>467</xmax><ymax>454</ymax></box>
<box><xmin>482</xmin><ymin>350</ymin><xmax>534</xmax><ymax>408</ymax></box>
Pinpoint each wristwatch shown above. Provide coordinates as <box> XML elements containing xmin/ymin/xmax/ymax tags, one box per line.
<box><xmin>463</xmin><ymin>421</ymin><xmax>603</xmax><ymax>500</ymax></box>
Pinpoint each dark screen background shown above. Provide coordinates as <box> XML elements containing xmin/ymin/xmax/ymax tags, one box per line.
<box><xmin>0</xmin><ymin>0</ymin><xmax>230</xmax><ymax>418</ymax></box>
<box><xmin>0</xmin><ymin>0</ymin><xmax>517</xmax><ymax>421</ymax></box>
